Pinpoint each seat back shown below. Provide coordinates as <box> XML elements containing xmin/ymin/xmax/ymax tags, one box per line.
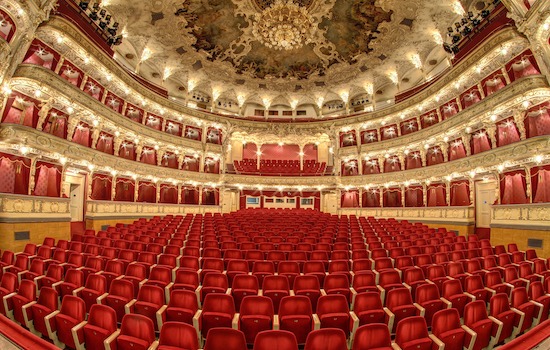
<box><xmin>203</xmin><ymin>328</ymin><xmax>247</xmax><ymax>350</ymax></box>
<box><xmin>352</xmin><ymin>324</ymin><xmax>392</xmax><ymax>350</ymax></box>
<box><xmin>240</xmin><ymin>295</ymin><xmax>274</xmax><ymax>318</ymax></box>
<box><xmin>109</xmin><ymin>279</ymin><xmax>134</xmax><ymax>299</ymax></box>
<box><xmin>1</xmin><ymin>272</ymin><xmax>18</xmax><ymax>292</ymax></box>
<box><xmin>137</xmin><ymin>285</ymin><xmax>165</xmax><ymax>306</ymax></box>
<box><xmin>304</xmin><ymin>328</ymin><xmax>347</xmax><ymax>350</ymax></box>
<box><xmin>432</xmin><ymin>308</ymin><xmax>462</xmax><ymax>335</ymax></box>
<box><xmin>386</xmin><ymin>287</ymin><xmax>413</xmax><ymax>309</ymax></box>
<box><xmin>158</xmin><ymin>322</ymin><xmax>199</xmax><ymax>350</ymax></box>
<box><xmin>394</xmin><ymin>316</ymin><xmax>430</xmax><ymax>347</ymax></box>
<box><xmin>118</xmin><ymin>314</ymin><xmax>156</xmax><ymax>348</ymax></box>
<box><xmin>87</xmin><ymin>304</ymin><xmax>117</xmax><ymax>333</ymax></box>
<box><xmin>253</xmin><ymin>330</ymin><xmax>298</xmax><ymax>350</ymax></box>
<box><xmin>416</xmin><ymin>283</ymin><xmax>440</xmax><ymax>303</ymax></box>
<box><xmin>279</xmin><ymin>295</ymin><xmax>312</xmax><ymax>318</ymax></box>
<box><xmin>202</xmin><ymin>293</ymin><xmax>235</xmax><ymax>315</ymax></box>
<box><xmin>59</xmin><ymin>295</ymin><xmax>86</xmax><ymax>322</ymax></box>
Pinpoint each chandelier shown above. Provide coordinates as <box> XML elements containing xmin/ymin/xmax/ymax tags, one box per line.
<box><xmin>252</xmin><ymin>0</ymin><xmax>315</xmax><ymax>51</ymax></box>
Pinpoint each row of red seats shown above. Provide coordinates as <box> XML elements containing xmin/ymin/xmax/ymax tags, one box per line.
<box><xmin>233</xmin><ymin>159</ymin><xmax>326</xmax><ymax>175</ymax></box>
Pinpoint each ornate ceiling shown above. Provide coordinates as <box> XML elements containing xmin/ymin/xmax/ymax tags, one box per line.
<box><xmin>104</xmin><ymin>0</ymin><xmax>462</xmax><ymax>108</ymax></box>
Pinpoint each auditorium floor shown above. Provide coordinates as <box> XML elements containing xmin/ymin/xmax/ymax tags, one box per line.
<box><xmin>0</xmin><ymin>335</ymin><xmax>21</xmax><ymax>349</ymax></box>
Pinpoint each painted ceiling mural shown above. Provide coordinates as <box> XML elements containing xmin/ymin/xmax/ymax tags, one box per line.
<box><xmin>105</xmin><ymin>0</ymin><xmax>458</xmax><ymax>103</ymax></box>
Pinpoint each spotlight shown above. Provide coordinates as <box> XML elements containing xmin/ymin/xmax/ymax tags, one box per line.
<box><xmin>99</xmin><ymin>9</ymin><xmax>106</xmax><ymax>17</ymax></box>
<box><xmin>89</xmin><ymin>11</ymin><xmax>98</xmax><ymax>20</ymax></box>
<box><xmin>78</xmin><ymin>1</ymin><xmax>90</xmax><ymax>10</ymax></box>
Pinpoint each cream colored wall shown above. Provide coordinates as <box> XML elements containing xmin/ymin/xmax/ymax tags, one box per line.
<box><xmin>0</xmin><ymin>222</ymin><xmax>70</xmax><ymax>252</ymax></box>
<box><xmin>231</xmin><ymin>141</ymin><xmax>243</xmax><ymax>162</ymax></box>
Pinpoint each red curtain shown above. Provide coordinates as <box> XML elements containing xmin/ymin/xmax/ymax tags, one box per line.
<box><xmin>482</xmin><ymin>71</ymin><xmax>506</xmax><ymax>96</ymax></box>
<box><xmin>137</xmin><ymin>181</ymin><xmax>156</xmax><ymax>203</ymax></box>
<box><xmin>202</xmin><ymin>188</ymin><xmax>219</xmax><ymax>205</ymax></box>
<box><xmin>500</xmin><ymin>170</ymin><xmax>528</xmax><ymax>204</ymax></box>
<box><xmin>140</xmin><ymin>147</ymin><xmax>156</xmax><ymax>165</ymax></box>
<box><xmin>42</xmin><ymin>109</ymin><xmax>68</xmax><ymax>139</ymax></box>
<box><xmin>525</xmin><ymin>105</ymin><xmax>550</xmax><ymax>138</ymax></box>
<box><xmin>1</xmin><ymin>92</ymin><xmax>40</xmax><ymax>128</ymax></box>
<box><xmin>0</xmin><ymin>10</ymin><xmax>16</xmax><ymax>42</ymax></box>
<box><xmin>22</xmin><ymin>40</ymin><xmax>60</xmax><ymax>70</ymax></box>
<box><xmin>405</xmin><ymin>152</ymin><xmax>422</xmax><ymax>170</ymax></box>
<box><xmin>341</xmin><ymin>160</ymin><xmax>358</xmax><ymax>176</ymax></box>
<box><xmin>182</xmin><ymin>187</ymin><xmax>200</xmax><ymax>204</ymax></box>
<box><xmin>341</xmin><ymin>190</ymin><xmax>359</xmax><ymax>208</ymax></box>
<box><xmin>405</xmin><ymin>186</ymin><xmax>423</xmax><ymax>207</ymax></box>
<box><xmin>34</xmin><ymin>162</ymin><xmax>61</xmax><ymax>197</ymax></box>
<box><xmin>362</xmin><ymin>189</ymin><xmax>380</xmax><ymax>207</ymax></box>
<box><xmin>380</xmin><ymin>125</ymin><xmax>398</xmax><ymax>141</ymax></box>
<box><xmin>145</xmin><ymin>114</ymin><xmax>162</xmax><ymax>131</ymax></box>
<box><xmin>340</xmin><ymin>131</ymin><xmax>357</xmax><ymax>147</ymax></box>
<box><xmin>362</xmin><ymin>159</ymin><xmax>380</xmax><ymax>174</ymax></box>
<box><xmin>426</xmin><ymin>147</ymin><xmax>444</xmax><ymax>166</ymax></box>
<box><xmin>166</xmin><ymin>121</ymin><xmax>183</xmax><ymax>136</ymax></box>
<box><xmin>471</xmin><ymin>130</ymin><xmax>492</xmax><ymax>155</ymax></box>
<box><xmin>160</xmin><ymin>184</ymin><xmax>178</xmax><ymax>204</ymax></box>
<box><xmin>206</xmin><ymin>127</ymin><xmax>222</xmax><ymax>144</ymax></box>
<box><xmin>400</xmin><ymin>118</ymin><xmax>418</xmax><ymax>135</ymax></box>
<box><xmin>83</xmin><ymin>78</ymin><xmax>104</xmax><ymax>101</ymax></box>
<box><xmin>260</xmin><ymin>144</ymin><xmax>300</xmax><ymax>161</ymax></box>
<box><xmin>360</xmin><ymin>130</ymin><xmax>378</xmax><ymax>144</ymax></box>
<box><xmin>496</xmin><ymin>118</ymin><xmax>520</xmax><ymax>147</ymax></box>
<box><xmin>119</xmin><ymin>141</ymin><xmax>136</xmax><ymax>161</ymax></box>
<box><xmin>72</xmin><ymin>122</ymin><xmax>91</xmax><ymax>147</ymax></box>
<box><xmin>184</xmin><ymin>126</ymin><xmax>202</xmax><ymax>141</ymax></box>
<box><xmin>161</xmin><ymin>152</ymin><xmax>178</xmax><ymax>169</ymax></box>
<box><xmin>421</xmin><ymin>111</ymin><xmax>439</xmax><ymax>128</ymax></box>
<box><xmin>0</xmin><ymin>153</ymin><xmax>30</xmax><ymax>194</ymax></box>
<box><xmin>114</xmin><ymin>177</ymin><xmax>135</xmax><ymax>202</ymax></box>
<box><xmin>506</xmin><ymin>50</ymin><xmax>540</xmax><ymax>81</ymax></box>
<box><xmin>125</xmin><ymin>104</ymin><xmax>144</xmax><ymax>123</ymax></box>
<box><xmin>183</xmin><ymin>156</ymin><xmax>200</xmax><ymax>172</ymax></box>
<box><xmin>440</xmin><ymin>101</ymin><xmax>458</xmax><ymax>120</ymax></box>
<box><xmin>449</xmin><ymin>139</ymin><xmax>467</xmax><ymax>161</ymax></box>
<box><xmin>531</xmin><ymin>165</ymin><xmax>550</xmax><ymax>203</ymax></box>
<box><xmin>96</xmin><ymin>132</ymin><xmax>114</xmax><ymax>155</ymax></box>
<box><xmin>384</xmin><ymin>156</ymin><xmax>401</xmax><ymax>173</ymax></box>
<box><xmin>59</xmin><ymin>60</ymin><xmax>84</xmax><ymax>87</ymax></box>
<box><xmin>427</xmin><ymin>184</ymin><xmax>447</xmax><ymax>206</ymax></box>
<box><xmin>303</xmin><ymin>144</ymin><xmax>318</xmax><ymax>162</ymax></box>
<box><xmin>204</xmin><ymin>158</ymin><xmax>220</xmax><ymax>174</ymax></box>
<box><xmin>383</xmin><ymin>187</ymin><xmax>402</xmax><ymax>207</ymax></box>
<box><xmin>450</xmin><ymin>181</ymin><xmax>470</xmax><ymax>206</ymax></box>
<box><xmin>242</xmin><ymin>143</ymin><xmax>258</xmax><ymax>159</ymax></box>
<box><xmin>104</xmin><ymin>92</ymin><xmax>124</xmax><ymax>113</ymax></box>
<box><xmin>460</xmin><ymin>87</ymin><xmax>481</xmax><ymax>109</ymax></box>
<box><xmin>91</xmin><ymin>174</ymin><xmax>112</xmax><ymax>200</ymax></box>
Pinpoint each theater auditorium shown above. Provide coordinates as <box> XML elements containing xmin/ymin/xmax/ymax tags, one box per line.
<box><xmin>0</xmin><ymin>0</ymin><xmax>549</xmax><ymax>349</ymax></box>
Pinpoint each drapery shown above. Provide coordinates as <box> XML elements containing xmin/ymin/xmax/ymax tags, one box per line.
<box><xmin>137</xmin><ymin>181</ymin><xmax>156</xmax><ymax>203</ymax></box>
<box><xmin>405</xmin><ymin>186</ymin><xmax>423</xmax><ymax>207</ymax></box>
<box><xmin>383</xmin><ymin>187</ymin><xmax>402</xmax><ymax>207</ymax></box>
<box><xmin>140</xmin><ymin>147</ymin><xmax>156</xmax><ymax>165</ymax></box>
<box><xmin>34</xmin><ymin>162</ymin><xmax>61</xmax><ymax>197</ymax></box>
<box><xmin>42</xmin><ymin>109</ymin><xmax>68</xmax><ymax>139</ymax></box>
<box><xmin>119</xmin><ymin>142</ymin><xmax>136</xmax><ymax>161</ymax></box>
<box><xmin>440</xmin><ymin>101</ymin><xmax>458</xmax><ymax>120</ymax></box>
<box><xmin>83</xmin><ymin>78</ymin><xmax>104</xmax><ymax>101</ymax></box>
<box><xmin>400</xmin><ymin>118</ymin><xmax>418</xmax><ymax>135</ymax></box>
<box><xmin>427</xmin><ymin>183</ymin><xmax>447</xmax><ymax>206</ymax></box>
<box><xmin>202</xmin><ymin>188</ymin><xmax>219</xmax><ymax>205</ymax></box>
<box><xmin>59</xmin><ymin>60</ymin><xmax>83</xmax><ymax>87</ymax></box>
<box><xmin>0</xmin><ymin>10</ymin><xmax>16</xmax><ymax>42</ymax></box>
<box><xmin>362</xmin><ymin>159</ymin><xmax>380</xmax><ymax>174</ymax></box>
<box><xmin>531</xmin><ymin>165</ymin><xmax>550</xmax><ymax>203</ymax></box>
<box><xmin>507</xmin><ymin>51</ymin><xmax>540</xmax><ymax>81</ymax></box>
<box><xmin>91</xmin><ymin>174</ymin><xmax>112</xmax><ymax>200</ymax></box>
<box><xmin>421</xmin><ymin>111</ymin><xmax>439</xmax><ymax>128</ymax></box>
<box><xmin>482</xmin><ymin>72</ymin><xmax>506</xmax><ymax>96</ymax></box>
<box><xmin>206</xmin><ymin>127</ymin><xmax>222</xmax><ymax>144</ymax></box>
<box><xmin>183</xmin><ymin>156</ymin><xmax>200</xmax><ymax>172</ymax></box>
<box><xmin>125</xmin><ymin>104</ymin><xmax>144</xmax><ymax>124</ymax></box>
<box><xmin>96</xmin><ymin>132</ymin><xmax>114</xmax><ymax>154</ymax></box>
<box><xmin>496</xmin><ymin>118</ymin><xmax>520</xmax><ymax>147</ymax></box>
<box><xmin>405</xmin><ymin>152</ymin><xmax>422</xmax><ymax>170</ymax></box>
<box><xmin>500</xmin><ymin>170</ymin><xmax>528</xmax><ymax>204</ymax></box>
<box><xmin>160</xmin><ymin>184</ymin><xmax>178</xmax><ymax>204</ymax></box>
<box><xmin>22</xmin><ymin>40</ymin><xmax>60</xmax><ymax>70</ymax></box>
<box><xmin>380</xmin><ymin>125</ymin><xmax>398</xmax><ymax>141</ymax></box>
<box><xmin>471</xmin><ymin>130</ymin><xmax>492</xmax><ymax>155</ymax></box>
<box><xmin>204</xmin><ymin>158</ymin><xmax>220</xmax><ymax>174</ymax></box>
<box><xmin>0</xmin><ymin>153</ymin><xmax>30</xmax><ymax>194</ymax></box>
<box><xmin>525</xmin><ymin>106</ymin><xmax>550</xmax><ymax>138</ymax></box>
<box><xmin>2</xmin><ymin>93</ymin><xmax>39</xmax><ymax>128</ymax></box>
<box><xmin>362</xmin><ymin>189</ymin><xmax>380</xmax><ymax>207</ymax></box>
<box><xmin>341</xmin><ymin>160</ymin><xmax>358</xmax><ymax>176</ymax></box>
<box><xmin>450</xmin><ymin>181</ymin><xmax>470</xmax><ymax>206</ymax></box>
<box><xmin>182</xmin><ymin>187</ymin><xmax>200</xmax><ymax>204</ymax></box>
<box><xmin>340</xmin><ymin>131</ymin><xmax>357</xmax><ymax>147</ymax></box>
<box><xmin>104</xmin><ymin>92</ymin><xmax>123</xmax><ymax>113</ymax></box>
<box><xmin>384</xmin><ymin>157</ymin><xmax>401</xmax><ymax>173</ymax></box>
<box><xmin>449</xmin><ymin>139</ymin><xmax>467</xmax><ymax>161</ymax></box>
<box><xmin>461</xmin><ymin>87</ymin><xmax>481</xmax><ymax>109</ymax></box>
<box><xmin>114</xmin><ymin>177</ymin><xmax>135</xmax><ymax>202</ymax></box>
<box><xmin>165</xmin><ymin>121</ymin><xmax>182</xmax><ymax>136</ymax></box>
<box><xmin>360</xmin><ymin>130</ymin><xmax>378</xmax><ymax>144</ymax></box>
<box><xmin>184</xmin><ymin>126</ymin><xmax>202</xmax><ymax>141</ymax></box>
<box><xmin>341</xmin><ymin>190</ymin><xmax>359</xmax><ymax>208</ymax></box>
<box><xmin>426</xmin><ymin>147</ymin><xmax>444</xmax><ymax>166</ymax></box>
<box><xmin>161</xmin><ymin>152</ymin><xmax>178</xmax><ymax>169</ymax></box>
<box><xmin>145</xmin><ymin>114</ymin><xmax>162</xmax><ymax>131</ymax></box>
<box><xmin>72</xmin><ymin>122</ymin><xmax>91</xmax><ymax>147</ymax></box>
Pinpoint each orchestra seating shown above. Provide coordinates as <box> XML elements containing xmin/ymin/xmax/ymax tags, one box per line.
<box><xmin>233</xmin><ymin>159</ymin><xmax>327</xmax><ymax>175</ymax></box>
<box><xmin>0</xmin><ymin>208</ymin><xmax>548</xmax><ymax>349</ymax></box>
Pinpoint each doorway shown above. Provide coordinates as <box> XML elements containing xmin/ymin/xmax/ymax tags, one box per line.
<box><xmin>475</xmin><ymin>180</ymin><xmax>497</xmax><ymax>239</ymax></box>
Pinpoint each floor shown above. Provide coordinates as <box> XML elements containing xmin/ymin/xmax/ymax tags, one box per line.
<box><xmin>0</xmin><ymin>335</ymin><xmax>21</xmax><ymax>350</ymax></box>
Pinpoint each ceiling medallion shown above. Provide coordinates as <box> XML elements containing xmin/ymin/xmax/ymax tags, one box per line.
<box><xmin>252</xmin><ymin>0</ymin><xmax>315</xmax><ymax>51</ymax></box>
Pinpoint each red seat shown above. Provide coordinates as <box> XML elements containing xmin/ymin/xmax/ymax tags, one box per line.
<box><xmin>99</xmin><ymin>279</ymin><xmax>135</xmax><ymax>323</ymax></box>
<box><xmin>46</xmin><ymin>295</ymin><xmax>86</xmax><ymax>349</ymax></box>
<box><xmin>157</xmin><ymin>289</ymin><xmax>199</xmax><ymax>328</ymax></box>
<box><xmin>278</xmin><ymin>295</ymin><xmax>316</xmax><ymax>344</ymax></box>
<box><xmin>394</xmin><ymin>316</ymin><xmax>444</xmax><ymax>350</ymax></box>
<box><xmin>142</xmin><ymin>265</ymin><xmax>173</xmax><ymax>293</ymax></box>
<box><xmin>277</xmin><ymin>261</ymin><xmax>300</xmax><ymax>289</ymax></box>
<box><xmin>236</xmin><ymin>295</ymin><xmax>274</xmax><ymax>344</ymax></box>
<box><xmin>485</xmin><ymin>270</ymin><xmax>512</xmax><ymax>297</ymax></box>
<box><xmin>528</xmin><ymin>281</ymin><xmax>550</xmax><ymax>322</ymax></box>
<box><xmin>0</xmin><ymin>272</ymin><xmax>18</xmax><ymax>316</ymax></box>
<box><xmin>351</xmin><ymin>324</ymin><xmax>393</xmax><ymax>350</ymax></box>
<box><xmin>489</xmin><ymin>293</ymin><xmax>524</xmax><ymax>344</ymax></box>
<box><xmin>74</xmin><ymin>274</ymin><xmax>107</xmax><ymax>312</ymax></box>
<box><xmin>126</xmin><ymin>284</ymin><xmax>165</xmax><ymax>331</ymax></box>
<box><xmin>352</xmin><ymin>291</ymin><xmax>393</xmax><ymax>329</ymax></box>
<box><xmin>377</xmin><ymin>270</ymin><xmax>403</xmax><ymax>303</ymax></box>
<box><xmin>464</xmin><ymin>300</ymin><xmax>502</xmax><ymax>350</ymax></box>
<box><xmin>442</xmin><ymin>279</ymin><xmax>474</xmax><ymax>317</ymax></box>
<box><xmin>72</xmin><ymin>304</ymin><xmax>117</xmax><ymax>350</ymax></box>
<box><xmin>19</xmin><ymin>259</ymin><xmax>45</xmax><ymax>282</ymax></box>
<box><xmin>510</xmin><ymin>286</ymin><xmax>542</xmax><ymax>333</ymax></box>
<box><xmin>193</xmin><ymin>293</ymin><xmax>236</xmax><ymax>343</ymax></box>
<box><xmin>157</xmin><ymin>322</ymin><xmax>199</xmax><ymax>350</ymax></box>
<box><xmin>23</xmin><ymin>286</ymin><xmax>58</xmax><ymax>338</ymax></box>
<box><xmin>415</xmin><ymin>283</ymin><xmax>446</xmax><ymax>326</ymax></box>
<box><xmin>304</xmin><ymin>328</ymin><xmax>347</xmax><ymax>350</ymax></box>
<box><xmin>262</xmin><ymin>275</ymin><xmax>290</xmax><ymax>313</ymax></box>
<box><xmin>203</xmin><ymin>328</ymin><xmax>247</xmax><ymax>350</ymax></box>
<box><xmin>100</xmin><ymin>260</ymin><xmax>125</xmax><ymax>290</ymax></box>
<box><xmin>253</xmin><ymin>330</ymin><xmax>298</xmax><ymax>350</ymax></box>
<box><xmin>198</xmin><ymin>272</ymin><xmax>229</xmax><ymax>303</ymax></box>
<box><xmin>316</xmin><ymin>294</ymin><xmax>358</xmax><ymax>341</ymax></box>
<box><xmin>293</xmin><ymin>275</ymin><xmax>321</xmax><ymax>312</ymax></box>
<box><xmin>3</xmin><ymin>279</ymin><xmax>35</xmax><ymax>325</ymax></box>
<box><xmin>173</xmin><ymin>269</ymin><xmax>200</xmax><ymax>292</ymax></box>
<box><xmin>323</xmin><ymin>273</ymin><xmax>351</xmax><ymax>303</ymax></box>
<box><xmin>303</xmin><ymin>261</ymin><xmax>326</xmax><ymax>287</ymax></box>
<box><xmin>231</xmin><ymin>274</ymin><xmax>259</xmax><ymax>312</ymax></box>
<box><xmin>465</xmin><ymin>274</ymin><xmax>492</xmax><ymax>304</ymax></box>
<box><xmin>252</xmin><ymin>261</ymin><xmax>275</xmax><ymax>288</ymax></box>
<box><xmin>432</xmin><ymin>308</ymin><xmax>476</xmax><ymax>350</ymax></box>
<box><xmin>402</xmin><ymin>267</ymin><xmax>429</xmax><ymax>299</ymax></box>
<box><xmin>226</xmin><ymin>260</ymin><xmax>249</xmax><ymax>287</ymax></box>
<box><xmin>105</xmin><ymin>314</ymin><xmax>156</xmax><ymax>350</ymax></box>
<box><xmin>385</xmin><ymin>287</ymin><xmax>422</xmax><ymax>333</ymax></box>
<box><xmin>121</xmin><ymin>263</ymin><xmax>147</xmax><ymax>296</ymax></box>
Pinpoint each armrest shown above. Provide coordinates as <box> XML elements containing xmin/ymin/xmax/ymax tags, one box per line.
<box><xmin>51</xmin><ymin>280</ymin><xmax>64</xmax><ymax>289</ymax></box>
<box><xmin>350</xmin><ymin>288</ymin><xmax>357</xmax><ymax>310</ymax></box>
<box><xmin>103</xmin><ymin>329</ymin><xmax>121</xmax><ymax>350</ymax></box>
<box><xmin>164</xmin><ymin>282</ymin><xmax>174</xmax><ymax>303</ymax></box>
<box><xmin>464</xmin><ymin>292</ymin><xmax>476</xmax><ymax>301</ymax></box>
<box><xmin>72</xmin><ymin>286</ymin><xmax>86</xmax><ymax>296</ymax></box>
<box><xmin>504</xmin><ymin>282</ymin><xmax>515</xmax><ymax>290</ymax></box>
<box><xmin>391</xmin><ymin>343</ymin><xmax>403</xmax><ymax>350</ymax></box>
<box><xmin>485</xmin><ymin>287</ymin><xmax>497</xmax><ymax>296</ymax></box>
<box><xmin>429</xmin><ymin>334</ymin><xmax>445</xmax><ymax>350</ymax></box>
<box><xmin>195</xmin><ymin>286</ymin><xmax>202</xmax><ymax>307</ymax></box>
<box><xmin>510</xmin><ymin>307</ymin><xmax>525</xmax><ymax>339</ymax></box>
<box><xmin>2</xmin><ymin>265</ymin><xmax>14</xmax><ymax>273</ymax></box>
<box><xmin>96</xmin><ymin>292</ymin><xmax>109</xmax><ymax>304</ymax></box>
<box><xmin>440</xmin><ymin>297</ymin><xmax>452</xmax><ymax>308</ymax></box>
<box><xmin>313</xmin><ymin>314</ymin><xmax>321</xmax><ymax>330</ymax></box>
<box><xmin>488</xmin><ymin>315</ymin><xmax>504</xmax><ymax>348</ymax></box>
<box><xmin>124</xmin><ymin>299</ymin><xmax>137</xmax><ymax>314</ymax></box>
<box><xmin>531</xmin><ymin>300</ymin><xmax>544</xmax><ymax>327</ymax></box>
<box><xmin>462</xmin><ymin>325</ymin><xmax>477</xmax><ymax>350</ymax></box>
<box><xmin>373</xmin><ymin>270</ymin><xmax>380</xmax><ymax>284</ymax></box>
<box><xmin>232</xmin><ymin>313</ymin><xmax>240</xmax><ymax>330</ymax></box>
<box><xmin>349</xmin><ymin>311</ymin><xmax>359</xmax><ymax>339</ymax></box>
<box><xmin>273</xmin><ymin>315</ymin><xmax>279</xmax><ymax>330</ymax></box>
<box><xmin>377</xmin><ymin>285</ymin><xmax>385</xmax><ymax>304</ymax></box>
<box><xmin>17</xmin><ymin>270</ymin><xmax>29</xmax><ymax>282</ymax></box>
<box><xmin>320</xmin><ymin>289</ymin><xmax>327</xmax><ymax>296</ymax></box>
<box><xmin>148</xmin><ymin>340</ymin><xmax>159</xmax><ymax>350</ymax></box>
<box><xmin>2</xmin><ymin>292</ymin><xmax>17</xmax><ymax>317</ymax></box>
<box><xmin>225</xmin><ymin>288</ymin><xmax>232</xmax><ymax>295</ymax></box>
<box><xmin>192</xmin><ymin>310</ymin><xmax>202</xmax><ymax>342</ymax></box>
<box><xmin>139</xmin><ymin>279</ymin><xmax>149</xmax><ymax>288</ymax></box>
<box><xmin>71</xmin><ymin>320</ymin><xmax>88</xmax><ymax>350</ymax></box>
<box><xmin>22</xmin><ymin>301</ymin><xmax>37</xmax><ymax>329</ymax></box>
<box><xmin>413</xmin><ymin>303</ymin><xmax>425</xmax><ymax>317</ymax></box>
<box><xmin>172</xmin><ymin>266</ymin><xmax>178</xmax><ymax>280</ymax></box>
<box><xmin>156</xmin><ymin>305</ymin><xmax>168</xmax><ymax>330</ymax></box>
<box><xmin>384</xmin><ymin>307</ymin><xmax>395</xmax><ymax>333</ymax></box>
<box><xmin>44</xmin><ymin>310</ymin><xmax>60</xmax><ymax>342</ymax></box>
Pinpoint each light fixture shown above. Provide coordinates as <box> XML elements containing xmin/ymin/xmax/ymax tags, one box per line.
<box><xmin>252</xmin><ymin>0</ymin><xmax>315</xmax><ymax>51</ymax></box>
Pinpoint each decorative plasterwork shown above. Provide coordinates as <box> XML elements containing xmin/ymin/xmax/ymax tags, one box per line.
<box><xmin>492</xmin><ymin>203</ymin><xmax>550</xmax><ymax>227</ymax></box>
<box><xmin>339</xmin><ymin>206</ymin><xmax>475</xmax><ymax>224</ymax></box>
<box><xmin>86</xmin><ymin>200</ymin><xmax>221</xmax><ymax>218</ymax></box>
<box><xmin>0</xmin><ymin>193</ymin><xmax>70</xmax><ymax>220</ymax></box>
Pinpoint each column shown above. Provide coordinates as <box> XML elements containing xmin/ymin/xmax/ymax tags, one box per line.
<box><xmin>111</xmin><ymin>176</ymin><xmax>117</xmax><ymax>200</ymax></box>
<box><xmin>486</xmin><ymin>126</ymin><xmax>497</xmax><ymax>149</ymax></box>
<box><xmin>66</xmin><ymin>115</ymin><xmax>79</xmax><ymax>141</ymax></box>
<box><xmin>54</xmin><ymin>56</ymin><xmax>65</xmax><ymax>74</ymax></box>
<box><xmin>91</xmin><ymin>127</ymin><xmax>101</xmax><ymax>149</ymax></box>
<box><xmin>299</xmin><ymin>144</ymin><xmax>304</xmax><ymax>171</ymax></box>
<box><xmin>156</xmin><ymin>182</ymin><xmax>161</xmax><ymax>203</ymax></box>
<box><xmin>135</xmin><ymin>145</ymin><xmax>143</xmax><ymax>163</ymax></box>
<box><xmin>379</xmin><ymin>187</ymin><xmax>384</xmax><ymax>208</ymax></box>
<box><xmin>157</xmin><ymin>149</ymin><xmax>165</xmax><ymax>166</ymax></box>
<box><xmin>177</xmin><ymin>184</ymin><xmax>182</xmax><ymax>204</ymax></box>
<box><xmin>161</xmin><ymin>118</ymin><xmax>167</xmax><ymax>132</ymax></box>
<box><xmin>256</xmin><ymin>145</ymin><xmax>261</xmax><ymax>170</ymax></box>
<box><xmin>86</xmin><ymin>171</ymin><xmax>93</xmax><ymax>200</ymax></box>
<box><xmin>416</xmin><ymin>116</ymin><xmax>422</xmax><ymax>130</ymax></box>
<box><xmin>199</xmin><ymin>153</ymin><xmax>205</xmax><ymax>172</ymax></box>
<box><xmin>121</xmin><ymin>101</ymin><xmax>128</xmax><ymax>116</ymax></box>
<box><xmin>501</xmin><ymin>67</ymin><xmax>511</xmax><ymax>85</ymax></box>
<box><xmin>456</xmin><ymin>97</ymin><xmax>462</xmax><ymax>112</ymax></box>
<box><xmin>461</xmin><ymin>133</ymin><xmax>472</xmax><ymax>156</ymax></box>
<box><xmin>401</xmin><ymin>186</ymin><xmax>405</xmax><ymax>207</ymax></box>
<box><xmin>396</xmin><ymin>125</ymin><xmax>401</xmax><ymax>137</ymax></box>
<box><xmin>79</xmin><ymin>75</ymin><xmax>89</xmax><ymax>90</ymax></box>
<box><xmin>36</xmin><ymin>99</ymin><xmax>54</xmax><ymax>131</ymax></box>
<box><xmin>525</xmin><ymin>166</ymin><xmax>532</xmax><ymax>203</ymax></box>
<box><xmin>469</xmin><ymin>179</ymin><xmax>475</xmax><ymax>205</ymax></box>
<box><xmin>440</xmin><ymin>143</ymin><xmax>449</xmax><ymax>163</ymax></box>
<box><xmin>178</xmin><ymin>154</ymin><xmax>185</xmax><ymax>170</ymax></box>
<box><xmin>198</xmin><ymin>186</ymin><xmax>203</xmax><ymax>205</ymax></box>
<box><xmin>445</xmin><ymin>181</ymin><xmax>450</xmax><ymax>206</ymax></box>
<box><xmin>477</xmin><ymin>82</ymin><xmax>486</xmax><ymax>99</ymax></box>
<box><xmin>378</xmin><ymin>155</ymin><xmax>385</xmax><ymax>173</ymax></box>
<box><xmin>29</xmin><ymin>157</ymin><xmax>37</xmax><ymax>195</ymax></box>
<box><xmin>513</xmin><ymin>109</ymin><xmax>527</xmax><ymax>140</ymax></box>
<box><xmin>422</xmin><ymin>184</ymin><xmax>427</xmax><ymax>207</ymax></box>
<box><xmin>435</xmin><ymin>108</ymin><xmax>443</xmax><ymax>123</ymax></box>
<box><xmin>358</xmin><ymin>156</ymin><xmax>363</xmax><ymax>175</ymax></box>
<box><xmin>419</xmin><ymin>149</ymin><xmax>427</xmax><ymax>167</ymax></box>
<box><xmin>113</xmin><ymin>137</ymin><xmax>122</xmax><ymax>156</ymax></box>
<box><xmin>398</xmin><ymin>154</ymin><xmax>405</xmax><ymax>171</ymax></box>
<box><xmin>134</xmin><ymin>179</ymin><xmax>139</xmax><ymax>202</ymax></box>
